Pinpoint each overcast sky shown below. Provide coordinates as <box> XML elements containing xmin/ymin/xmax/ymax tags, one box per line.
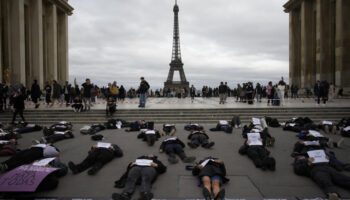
<box><xmin>68</xmin><ymin>0</ymin><xmax>289</xmax><ymax>89</ymax></box>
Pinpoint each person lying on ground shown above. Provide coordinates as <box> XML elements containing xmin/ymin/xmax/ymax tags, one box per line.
<box><xmin>43</xmin><ymin>121</ymin><xmax>73</xmax><ymax>136</ymax></box>
<box><xmin>318</xmin><ymin>120</ymin><xmax>337</xmax><ymax>135</ymax></box>
<box><xmin>106</xmin><ymin>119</ymin><xmax>128</xmax><ymax>129</ymax></box>
<box><xmin>297</xmin><ymin>130</ymin><xmax>344</xmax><ymax>149</ymax></box>
<box><xmin>80</xmin><ymin>124</ymin><xmax>105</xmax><ymax>135</ymax></box>
<box><xmin>238</xmin><ymin>133</ymin><xmax>276</xmax><ymax>171</ymax></box>
<box><xmin>242</xmin><ymin>123</ymin><xmax>275</xmax><ymax>147</ymax></box>
<box><xmin>159</xmin><ymin>136</ymin><xmax>196</xmax><ymax>164</ymax></box>
<box><xmin>210</xmin><ymin>120</ymin><xmax>233</xmax><ymax>134</ymax></box>
<box><xmin>125</xmin><ymin>120</ymin><xmax>153</xmax><ymax>132</ymax></box>
<box><xmin>283</xmin><ymin>117</ymin><xmax>318</xmax><ymax>132</ymax></box>
<box><xmin>293</xmin><ymin>152</ymin><xmax>350</xmax><ymax>200</ymax></box>
<box><xmin>33</xmin><ymin>130</ymin><xmax>74</xmax><ymax>144</ymax></box>
<box><xmin>0</xmin><ymin>139</ymin><xmax>17</xmax><ymax>156</ymax></box>
<box><xmin>137</xmin><ymin>129</ymin><xmax>161</xmax><ymax>146</ymax></box>
<box><xmin>187</xmin><ymin>130</ymin><xmax>215</xmax><ymax>149</ymax></box>
<box><xmin>112</xmin><ymin>154</ymin><xmax>166</xmax><ymax>200</ymax></box>
<box><xmin>0</xmin><ymin>129</ymin><xmax>21</xmax><ymax>140</ymax></box>
<box><xmin>191</xmin><ymin>157</ymin><xmax>229</xmax><ymax>200</ymax></box>
<box><xmin>184</xmin><ymin>123</ymin><xmax>204</xmax><ymax>131</ymax></box>
<box><xmin>160</xmin><ymin>124</ymin><xmax>176</xmax><ymax>136</ymax></box>
<box><xmin>68</xmin><ymin>142</ymin><xmax>123</xmax><ymax>175</ymax></box>
<box><xmin>12</xmin><ymin>123</ymin><xmax>42</xmax><ymax>134</ymax></box>
<box><xmin>0</xmin><ymin>144</ymin><xmax>60</xmax><ymax>172</ymax></box>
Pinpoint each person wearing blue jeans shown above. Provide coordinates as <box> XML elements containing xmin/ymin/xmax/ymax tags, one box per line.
<box><xmin>138</xmin><ymin>77</ymin><xmax>150</xmax><ymax>108</ymax></box>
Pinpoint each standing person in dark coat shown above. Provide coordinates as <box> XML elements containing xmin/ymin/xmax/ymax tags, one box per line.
<box><xmin>52</xmin><ymin>80</ymin><xmax>62</xmax><ymax>106</ymax></box>
<box><xmin>0</xmin><ymin>83</ymin><xmax>4</xmax><ymax>112</ymax></box>
<box><xmin>31</xmin><ymin>80</ymin><xmax>42</xmax><ymax>108</ymax></box>
<box><xmin>320</xmin><ymin>80</ymin><xmax>330</xmax><ymax>105</ymax></box>
<box><xmin>44</xmin><ymin>81</ymin><xmax>52</xmax><ymax>105</ymax></box>
<box><xmin>112</xmin><ymin>154</ymin><xmax>166</xmax><ymax>200</ymax></box>
<box><xmin>192</xmin><ymin>157</ymin><xmax>229</xmax><ymax>200</ymax></box>
<box><xmin>138</xmin><ymin>77</ymin><xmax>150</xmax><ymax>108</ymax></box>
<box><xmin>190</xmin><ymin>85</ymin><xmax>196</xmax><ymax>103</ymax></box>
<box><xmin>314</xmin><ymin>80</ymin><xmax>321</xmax><ymax>105</ymax></box>
<box><xmin>119</xmin><ymin>85</ymin><xmax>126</xmax><ymax>101</ymax></box>
<box><xmin>82</xmin><ymin>78</ymin><xmax>93</xmax><ymax>111</ymax></box>
<box><xmin>63</xmin><ymin>81</ymin><xmax>72</xmax><ymax>106</ymax></box>
<box><xmin>11</xmin><ymin>90</ymin><xmax>26</xmax><ymax>124</ymax></box>
<box><xmin>218</xmin><ymin>82</ymin><xmax>226</xmax><ymax>104</ymax></box>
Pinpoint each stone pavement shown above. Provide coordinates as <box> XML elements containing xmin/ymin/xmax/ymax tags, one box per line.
<box><xmin>24</xmin><ymin>97</ymin><xmax>350</xmax><ymax>110</ymax></box>
<box><xmin>0</xmin><ymin>124</ymin><xmax>349</xmax><ymax>199</ymax></box>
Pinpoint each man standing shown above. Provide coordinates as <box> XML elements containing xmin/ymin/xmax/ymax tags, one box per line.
<box><xmin>44</xmin><ymin>81</ymin><xmax>52</xmax><ymax>106</ymax></box>
<box><xmin>31</xmin><ymin>80</ymin><xmax>41</xmax><ymax>108</ymax></box>
<box><xmin>63</xmin><ymin>81</ymin><xmax>72</xmax><ymax>107</ymax></box>
<box><xmin>52</xmin><ymin>80</ymin><xmax>62</xmax><ymax>106</ymax></box>
<box><xmin>190</xmin><ymin>85</ymin><xmax>196</xmax><ymax>103</ymax></box>
<box><xmin>138</xmin><ymin>77</ymin><xmax>150</xmax><ymax>108</ymax></box>
<box><xmin>82</xmin><ymin>78</ymin><xmax>93</xmax><ymax>111</ymax></box>
<box><xmin>218</xmin><ymin>82</ymin><xmax>226</xmax><ymax>104</ymax></box>
<box><xmin>11</xmin><ymin>90</ymin><xmax>26</xmax><ymax>124</ymax></box>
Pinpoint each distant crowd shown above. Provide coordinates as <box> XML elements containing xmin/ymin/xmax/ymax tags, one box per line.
<box><xmin>0</xmin><ymin>77</ymin><xmax>345</xmax><ymax>112</ymax></box>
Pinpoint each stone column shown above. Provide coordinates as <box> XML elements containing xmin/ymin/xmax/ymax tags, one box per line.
<box><xmin>289</xmin><ymin>9</ymin><xmax>301</xmax><ymax>87</ymax></box>
<box><xmin>1</xmin><ymin>0</ymin><xmax>10</xmax><ymax>84</ymax></box>
<box><xmin>335</xmin><ymin>0</ymin><xmax>343</xmax><ymax>88</ymax></box>
<box><xmin>9</xmin><ymin>0</ymin><xmax>25</xmax><ymax>85</ymax></box>
<box><xmin>45</xmin><ymin>3</ymin><xmax>57</xmax><ymax>82</ymax></box>
<box><xmin>316</xmin><ymin>0</ymin><xmax>333</xmax><ymax>82</ymax></box>
<box><xmin>0</xmin><ymin>0</ymin><xmax>2</xmax><ymax>83</ymax></box>
<box><xmin>300</xmin><ymin>1</ymin><xmax>314</xmax><ymax>89</ymax></box>
<box><xmin>29</xmin><ymin>0</ymin><xmax>44</xmax><ymax>88</ymax></box>
<box><xmin>57</xmin><ymin>11</ymin><xmax>68</xmax><ymax>84</ymax></box>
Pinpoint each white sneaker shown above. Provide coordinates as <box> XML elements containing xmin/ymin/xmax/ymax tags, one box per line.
<box><xmin>234</xmin><ymin>125</ymin><xmax>238</xmax><ymax>129</ymax></box>
<box><xmin>337</xmin><ymin>138</ymin><xmax>344</xmax><ymax>148</ymax></box>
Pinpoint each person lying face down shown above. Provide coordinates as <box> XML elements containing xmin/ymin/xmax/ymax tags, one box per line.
<box><xmin>0</xmin><ymin>129</ymin><xmax>20</xmax><ymax>140</ymax></box>
<box><xmin>293</xmin><ymin>152</ymin><xmax>350</xmax><ymax>200</ymax></box>
<box><xmin>137</xmin><ymin>129</ymin><xmax>161</xmax><ymax>146</ymax></box>
<box><xmin>112</xmin><ymin>154</ymin><xmax>166</xmax><ymax>200</ymax></box>
<box><xmin>125</xmin><ymin>120</ymin><xmax>153</xmax><ymax>132</ymax></box>
<box><xmin>238</xmin><ymin>132</ymin><xmax>276</xmax><ymax>171</ymax></box>
<box><xmin>209</xmin><ymin>120</ymin><xmax>233</xmax><ymax>134</ymax></box>
<box><xmin>184</xmin><ymin>123</ymin><xmax>204</xmax><ymax>131</ymax></box>
<box><xmin>192</xmin><ymin>157</ymin><xmax>229</xmax><ymax>200</ymax></box>
<box><xmin>43</xmin><ymin>121</ymin><xmax>73</xmax><ymax>137</ymax></box>
<box><xmin>187</xmin><ymin>130</ymin><xmax>215</xmax><ymax>149</ymax></box>
<box><xmin>160</xmin><ymin>124</ymin><xmax>176</xmax><ymax>136</ymax></box>
<box><xmin>0</xmin><ymin>144</ymin><xmax>60</xmax><ymax>172</ymax></box>
<box><xmin>159</xmin><ymin>136</ymin><xmax>196</xmax><ymax>164</ymax></box>
<box><xmin>337</xmin><ymin>118</ymin><xmax>350</xmax><ymax>137</ymax></box>
<box><xmin>68</xmin><ymin>142</ymin><xmax>123</xmax><ymax>175</ymax></box>
<box><xmin>297</xmin><ymin>130</ymin><xmax>344</xmax><ymax>149</ymax></box>
<box><xmin>33</xmin><ymin>130</ymin><xmax>74</xmax><ymax>144</ymax></box>
<box><xmin>0</xmin><ymin>139</ymin><xmax>17</xmax><ymax>156</ymax></box>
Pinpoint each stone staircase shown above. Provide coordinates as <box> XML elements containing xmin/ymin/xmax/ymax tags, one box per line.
<box><xmin>1</xmin><ymin>107</ymin><xmax>350</xmax><ymax>124</ymax></box>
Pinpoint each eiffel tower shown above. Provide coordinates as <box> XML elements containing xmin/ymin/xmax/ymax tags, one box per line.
<box><xmin>164</xmin><ymin>0</ymin><xmax>189</xmax><ymax>93</ymax></box>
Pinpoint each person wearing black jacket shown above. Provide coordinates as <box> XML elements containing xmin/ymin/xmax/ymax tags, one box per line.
<box><xmin>68</xmin><ymin>143</ymin><xmax>123</xmax><ymax>175</ymax></box>
<box><xmin>31</xmin><ymin>80</ymin><xmax>41</xmax><ymax>108</ymax></box>
<box><xmin>11</xmin><ymin>90</ymin><xmax>26</xmax><ymax>124</ymax></box>
<box><xmin>82</xmin><ymin>78</ymin><xmax>93</xmax><ymax>111</ymax></box>
<box><xmin>138</xmin><ymin>77</ymin><xmax>150</xmax><ymax>108</ymax></box>
<box><xmin>218</xmin><ymin>82</ymin><xmax>227</xmax><ymax>104</ymax></box>
<box><xmin>187</xmin><ymin>130</ymin><xmax>215</xmax><ymax>149</ymax></box>
<box><xmin>112</xmin><ymin>154</ymin><xmax>166</xmax><ymax>200</ymax></box>
<box><xmin>293</xmin><ymin>155</ymin><xmax>350</xmax><ymax>199</ymax></box>
<box><xmin>190</xmin><ymin>85</ymin><xmax>196</xmax><ymax>103</ymax></box>
<box><xmin>159</xmin><ymin>136</ymin><xmax>196</xmax><ymax>164</ymax></box>
<box><xmin>63</xmin><ymin>81</ymin><xmax>72</xmax><ymax>107</ymax></box>
<box><xmin>44</xmin><ymin>81</ymin><xmax>52</xmax><ymax>105</ymax></box>
<box><xmin>192</xmin><ymin>157</ymin><xmax>229</xmax><ymax>200</ymax></box>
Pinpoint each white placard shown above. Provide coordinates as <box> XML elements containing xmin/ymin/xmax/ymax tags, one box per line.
<box><xmin>116</xmin><ymin>121</ymin><xmax>122</xmax><ymax>129</ymax></box>
<box><xmin>344</xmin><ymin>126</ymin><xmax>350</xmax><ymax>132</ymax></box>
<box><xmin>304</xmin><ymin>141</ymin><xmax>320</xmax><ymax>146</ymax></box>
<box><xmin>200</xmin><ymin>159</ymin><xmax>214</xmax><ymax>167</ymax></box>
<box><xmin>135</xmin><ymin>159</ymin><xmax>153</xmax><ymax>166</ymax></box>
<box><xmin>323</xmin><ymin>121</ymin><xmax>333</xmax><ymax>125</ymax></box>
<box><xmin>56</xmin><ymin>125</ymin><xmax>66</xmax><ymax>129</ymax></box>
<box><xmin>251</xmin><ymin>129</ymin><xmax>261</xmax><ymax>133</ymax></box>
<box><xmin>0</xmin><ymin>140</ymin><xmax>9</xmax><ymax>144</ymax></box>
<box><xmin>308</xmin><ymin>130</ymin><xmax>323</xmax><ymax>137</ymax></box>
<box><xmin>280</xmin><ymin>122</ymin><xmax>286</xmax><ymax>126</ymax></box>
<box><xmin>32</xmin><ymin>144</ymin><xmax>47</xmax><ymax>148</ymax></box>
<box><xmin>191</xmin><ymin>124</ymin><xmax>199</xmax><ymax>126</ymax></box>
<box><xmin>140</xmin><ymin>129</ymin><xmax>148</xmax><ymax>132</ymax></box>
<box><xmin>59</xmin><ymin>121</ymin><xmax>68</xmax><ymax>125</ymax></box>
<box><xmin>0</xmin><ymin>132</ymin><xmax>8</xmax><ymax>136</ymax></box>
<box><xmin>247</xmin><ymin>133</ymin><xmax>263</xmax><ymax>146</ymax></box>
<box><xmin>252</xmin><ymin>118</ymin><xmax>261</xmax><ymax>125</ymax></box>
<box><xmin>307</xmin><ymin>150</ymin><xmax>329</xmax><ymax>164</ymax></box>
<box><xmin>26</xmin><ymin>124</ymin><xmax>35</xmax><ymax>128</ymax></box>
<box><xmin>289</xmin><ymin>123</ymin><xmax>296</xmax><ymax>127</ymax></box>
<box><xmin>219</xmin><ymin>120</ymin><xmax>228</xmax><ymax>125</ymax></box>
<box><xmin>292</xmin><ymin>117</ymin><xmax>297</xmax><ymax>121</ymax></box>
<box><xmin>145</xmin><ymin>130</ymin><xmax>156</xmax><ymax>135</ymax></box>
<box><xmin>164</xmin><ymin>137</ymin><xmax>177</xmax><ymax>142</ymax></box>
<box><xmin>165</xmin><ymin>124</ymin><xmax>174</xmax><ymax>127</ymax></box>
<box><xmin>32</xmin><ymin>157</ymin><xmax>56</xmax><ymax>166</ymax></box>
<box><xmin>54</xmin><ymin>131</ymin><xmax>65</xmax><ymax>135</ymax></box>
<box><xmin>97</xmin><ymin>142</ymin><xmax>111</xmax><ymax>148</ymax></box>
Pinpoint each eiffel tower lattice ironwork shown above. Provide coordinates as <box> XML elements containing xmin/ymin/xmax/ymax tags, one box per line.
<box><xmin>164</xmin><ymin>0</ymin><xmax>189</xmax><ymax>93</ymax></box>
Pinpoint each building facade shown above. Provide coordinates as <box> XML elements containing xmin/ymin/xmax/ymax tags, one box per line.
<box><xmin>0</xmin><ymin>0</ymin><xmax>73</xmax><ymax>88</ymax></box>
<box><xmin>284</xmin><ymin>0</ymin><xmax>350</xmax><ymax>93</ymax></box>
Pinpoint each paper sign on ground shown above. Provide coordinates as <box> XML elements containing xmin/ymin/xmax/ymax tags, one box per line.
<box><xmin>32</xmin><ymin>144</ymin><xmax>47</xmax><ymax>148</ymax></box>
<box><xmin>323</xmin><ymin>121</ymin><xmax>333</xmax><ymax>125</ymax></box>
<box><xmin>0</xmin><ymin>140</ymin><xmax>9</xmax><ymax>144</ymax></box>
<box><xmin>54</xmin><ymin>131</ymin><xmax>65</xmax><ymax>135</ymax></box>
<box><xmin>247</xmin><ymin>133</ymin><xmax>263</xmax><ymax>146</ymax></box>
<box><xmin>140</xmin><ymin>129</ymin><xmax>148</xmax><ymax>132</ymax></box>
<box><xmin>252</xmin><ymin>118</ymin><xmax>261</xmax><ymax>125</ymax></box>
<box><xmin>164</xmin><ymin>137</ymin><xmax>177</xmax><ymax>142</ymax></box>
<box><xmin>344</xmin><ymin>126</ymin><xmax>350</xmax><ymax>131</ymax></box>
<box><xmin>304</xmin><ymin>141</ymin><xmax>320</xmax><ymax>146</ymax></box>
<box><xmin>0</xmin><ymin>165</ymin><xmax>59</xmax><ymax>192</ymax></box>
<box><xmin>97</xmin><ymin>142</ymin><xmax>111</xmax><ymax>148</ymax></box>
<box><xmin>135</xmin><ymin>159</ymin><xmax>153</xmax><ymax>166</ymax></box>
<box><xmin>308</xmin><ymin>130</ymin><xmax>323</xmax><ymax>137</ymax></box>
<box><xmin>307</xmin><ymin>150</ymin><xmax>329</xmax><ymax>164</ymax></box>
<box><xmin>145</xmin><ymin>130</ymin><xmax>156</xmax><ymax>135</ymax></box>
<box><xmin>32</xmin><ymin>158</ymin><xmax>56</xmax><ymax>166</ymax></box>
<box><xmin>219</xmin><ymin>120</ymin><xmax>228</xmax><ymax>125</ymax></box>
<box><xmin>200</xmin><ymin>159</ymin><xmax>214</xmax><ymax>167</ymax></box>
